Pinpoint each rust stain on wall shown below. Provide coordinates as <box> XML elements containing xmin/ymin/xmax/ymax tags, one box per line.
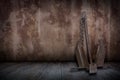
<box><xmin>0</xmin><ymin>0</ymin><xmax>119</xmax><ymax>61</ymax></box>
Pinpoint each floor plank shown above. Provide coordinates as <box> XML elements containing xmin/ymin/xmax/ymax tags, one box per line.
<box><xmin>0</xmin><ymin>62</ymin><xmax>120</xmax><ymax>80</ymax></box>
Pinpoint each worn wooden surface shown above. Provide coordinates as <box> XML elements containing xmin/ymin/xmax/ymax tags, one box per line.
<box><xmin>0</xmin><ymin>0</ymin><xmax>120</xmax><ymax>61</ymax></box>
<box><xmin>0</xmin><ymin>62</ymin><xmax>120</xmax><ymax>80</ymax></box>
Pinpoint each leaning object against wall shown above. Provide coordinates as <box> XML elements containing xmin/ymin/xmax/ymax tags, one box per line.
<box><xmin>0</xmin><ymin>0</ymin><xmax>120</xmax><ymax>61</ymax></box>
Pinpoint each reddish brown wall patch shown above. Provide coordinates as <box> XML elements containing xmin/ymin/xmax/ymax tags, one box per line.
<box><xmin>0</xmin><ymin>0</ymin><xmax>119</xmax><ymax>61</ymax></box>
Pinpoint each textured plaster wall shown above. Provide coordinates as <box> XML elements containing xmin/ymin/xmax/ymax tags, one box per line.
<box><xmin>0</xmin><ymin>0</ymin><xmax>119</xmax><ymax>61</ymax></box>
<box><xmin>110</xmin><ymin>0</ymin><xmax>120</xmax><ymax>61</ymax></box>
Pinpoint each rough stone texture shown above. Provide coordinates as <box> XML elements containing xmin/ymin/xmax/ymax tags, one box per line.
<box><xmin>0</xmin><ymin>0</ymin><xmax>119</xmax><ymax>61</ymax></box>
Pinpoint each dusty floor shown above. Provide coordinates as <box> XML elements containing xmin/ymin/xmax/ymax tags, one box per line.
<box><xmin>0</xmin><ymin>62</ymin><xmax>120</xmax><ymax>80</ymax></box>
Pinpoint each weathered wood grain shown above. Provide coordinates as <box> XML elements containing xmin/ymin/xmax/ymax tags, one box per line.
<box><xmin>0</xmin><ymin>0</ymin><xmax>119</xmax><ymax>61</ymax></box>
<box><xmin>0</xmin><ymin>62</ymin><xmax>120</xmax><ymax>80</ymax></box>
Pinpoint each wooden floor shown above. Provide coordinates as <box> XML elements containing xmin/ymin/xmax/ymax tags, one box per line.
<box><xmin>0</xmin><ymin>62</ymin><xmax>120</xmax><ymax>80</ymax></box>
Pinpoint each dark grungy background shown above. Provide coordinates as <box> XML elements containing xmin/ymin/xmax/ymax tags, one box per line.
<box><xmin>0</xmin><ymin>0</ymin><xmax>120</xmax><ymax>61</ymax></box>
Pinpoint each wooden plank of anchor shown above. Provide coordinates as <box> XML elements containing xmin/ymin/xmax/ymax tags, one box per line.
<box><xmin>76</xmin><ymin>43</ymin><xmax>89</xmax><ymax>69</ymax></box>
<box><xmin>96</xmin><ymin>40</ymin><xmax>105</xmax><ymax>68</ymax></box>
